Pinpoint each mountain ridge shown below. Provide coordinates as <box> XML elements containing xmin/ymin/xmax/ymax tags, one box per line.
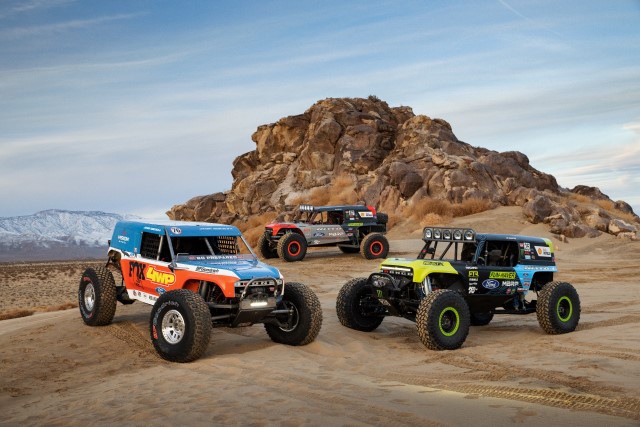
<box><xmin>0</xmin><ymin>209</ymin><xmax>135</xmax><ymax>262</ymax></box>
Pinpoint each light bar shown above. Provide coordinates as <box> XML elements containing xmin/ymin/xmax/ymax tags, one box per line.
<box><xmin>298</xmin><ymin>204</ymin><xmax>314</xmax><ymax>212</ymax></box>
<box><xmin>423</xmin><ymin>227</ymin><xmax>475</xmax><ymax>242</ymax></box>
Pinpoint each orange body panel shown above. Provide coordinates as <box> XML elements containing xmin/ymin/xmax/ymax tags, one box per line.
<box><xmin>120</xmin><ymin>258</ymin><xmax>238</xmax><ymax>298</ymax></box>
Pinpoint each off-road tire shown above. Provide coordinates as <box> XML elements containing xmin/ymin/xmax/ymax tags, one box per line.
<box><xmin>78</xmin><ymin>266</ymin><xmax>117</xmax><ymax>326</ymax></box>
<box><xmin>336</xmin><ymin>277</ymin><xmax>385</xmax><ymax>331</ymax></box>
<box><xmin>360</xmin><ymin>233</ymin><xmax>389</xmax><ymax>260</ymax></box>
<box><xmin>536</xmin><ymin>281</ymin><xmax>580</xmax><ymax>334</ymax></box>
<box><xmin>277</xmin><ymin>232</ymin><xmax>307</xmax><ymax>262</ymax></box>
<box><xmin>377</xmin><ymin>212</ymin><xmax>389</xmax><ymax>224</ymax></box>
<box><xmin>338</xmin><ymin>245</ymin><xmax>360</xmax><ymax>254</ymax></box>
<box><xmin>470</xmin><ymin>312</ymin><xmax>494</xmax><ymax>326</ymax></box>
<box><xmin>150</xmin><ymin>289</ymin><xmax>212</xmax><ymax>363</ymax></box>
<box><xmin>257</xmin><ymin>233</ymin><xmax>277</xmax><ymax>259</ymax></box>
<box><xmin>416</xmin><ymin>290</ymin><xmax>470</xmax><ymax>350</ymax></box>
<box><xmin>265</xmin><ymin>282</ymin><xmax>322</xmax><ymax>345</ymax></box>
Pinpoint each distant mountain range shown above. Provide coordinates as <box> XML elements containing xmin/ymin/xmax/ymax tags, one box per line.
<box><xmin>0</xmin><ymin>210</ymin><xmax>137</xmax><ymax>262</ymax></box>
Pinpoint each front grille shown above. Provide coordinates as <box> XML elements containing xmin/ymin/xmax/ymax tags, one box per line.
<box><xmin>235</xmin><ymin>279</ymin><xmax>277</xmax><ymax>287</ymax></box>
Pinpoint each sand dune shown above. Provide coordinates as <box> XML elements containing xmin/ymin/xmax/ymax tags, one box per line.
<box><xmin>1</xmin><ymin>208</ymin><xmax>639</xmax><ymax>426</ymax></box>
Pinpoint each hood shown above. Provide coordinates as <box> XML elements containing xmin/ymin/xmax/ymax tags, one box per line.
<box><xmin>178</xmin><ymin>256</ymin><xmax>281</xmax><ymax>280</ymax></box>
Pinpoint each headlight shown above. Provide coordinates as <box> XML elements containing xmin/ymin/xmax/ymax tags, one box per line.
<box><xmin>424</xmin><ymin>228</ymin><xmax>433</xmax><ymax>239</ymax></box>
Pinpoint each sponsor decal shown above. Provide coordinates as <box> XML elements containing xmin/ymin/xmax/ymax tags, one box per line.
<box><xmin>348</xmin><ymin>222</ymin><xmax>363</xmax><ymax>227</ymax></box>
<box><xmin>143</xmin><ymin>226</ymin><xmax>162</xmax><ymax>232</ymax></box>
<box><xmin>170</xmin><ymin>227</ymin><xmax>182</xmax><ymax>234</ymax></box>
<box><xmin>423</xmin><ymin>261</ymin><xmax>445</xmax><ymax>266</ymax></box>
<box><xmin>468</xmin><ymin>286</ymin><xmax>477</xmax><ymax>294</ymax></box>
<box><xmin>195</xmin><ymin>266</ymin><xmax>219</xmax><ymax>274</ymax></box>
<box><xmin>523</xmin><ymin>265</ymin><xmax>554</xmax><ymax>271</ymax></box>
<box><xmin>502</xmin><ymin>280</ymin><xmax>519</xmax><ymax>287</ymax></box>
<box><xmin>129</xmin><ymin>261</ymin><xmax>147</xmax><ymax>281</ymax></box>
<box><xmin>144</xmin><ymin>266</ymin><xmax>175</xmax><ymax>286</ymax></box>
<box><xmin>489</xmin><ymin>271</ymin><xmax>516</xmax><ymax>279</ymax></box>
<box><xmin>468</xmin><ymin>270</ymin><xmax>479</xmax><ymax>278</ymax></box>
<box><xmin>117</xmin><ymin>235</ymin><xmax>130</xmax><ymax>243</ymax></box>
<box><xmin>523</xmin><ymin>242</ymin><xmax>531</xmax><ymax>250</ymax></box>
<box><xmin>482</xmin><ymin>279</ymin><xmax>500</xmax><ymax>289</ymax></box>
<box><xmin>129</xmin><ymin>289</ymin><xmax>159</xmax><ymax>303</ymax></box>
<box><xmin>525</xmin><ymin>255</ymin><xmax>531</xmax><ymax>259</ymax></box>
<box><xmin>155</xmin><ymin>287</ymin><xmax>166</xmax><ymax>295</ymax></box>
<box><xmin>535</xmin><ymin>246</ymin><xmax>551</xmax><ymax>257</ymax></box>
<box><xmin>313</xmin><ymin>232</ymin><xmax>325</xmax><ymax>237</ymax></box>
<box><xmin>469</xmin><ymin>277</ymin><xmax>478</xmax><ymax>283</ymax></box>
<box><xmin>359</xmin><ymin>211</ymin><xmax>374</xmax><ymax>218</ymax></box>
<box><xmin>506</xmin><ymin>288</ymin><xmax>512</xmax><ymax>295</ymax></box>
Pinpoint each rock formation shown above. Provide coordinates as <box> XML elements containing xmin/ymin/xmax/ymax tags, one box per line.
<box><xmin>167</xmin><ymin>97</ymin><xmax>638</xmax><ymax>239</ymax></box>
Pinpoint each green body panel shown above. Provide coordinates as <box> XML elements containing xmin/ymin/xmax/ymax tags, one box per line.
<box><xmin>380</xmin><ymin>258</ymin><xmax>460</xmax><ymax>283</ymax></box>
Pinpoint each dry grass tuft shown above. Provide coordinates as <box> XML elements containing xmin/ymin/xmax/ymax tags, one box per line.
<box><xmin>420</xmin><ymin>213</ymin><xmax>448</xmax><ymax>227</ymax></box>
<box><xmin>0</xmin><ymin>308</ymin><xmax>35</xmax><ymax>321</ymax></box>
<box><xmin>291</xmin><ymin>175</ymin><xmax>359</xmax><ymax>207</ymax></box>
<box><xmin>449</xmin><ymin>198</ymin><xmax>494</xmax><ymax>217</ymax></box>
<box><xmin>568</xmin><ymin>194</ymin><xmax>638</xmax><ymax>223</ymax></box>
<box><xmin>236</xmin><ymin>212</ymin><xmax>278</xmax><ymax>247</ymax></box>
<box><xmin>385</xmin><ymin>213</ymin><xmax>400</xmax><ymax>229</ymax></box>
<box><xmin>40</xmin><ymin>302</ymin><xmax>76</xmax><ymax>312</ymax></box>
<box><xmin>402</xmin><ymin>197</ymin><xmax>493</xmax><ymax>224</ymax></box>
<box><xmin>569</xmin><ymin>193</ymin><xmax>591</xmax><ymax>204</ymax></box>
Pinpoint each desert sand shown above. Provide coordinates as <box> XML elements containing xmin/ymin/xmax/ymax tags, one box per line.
<box><xmin>1</xmin><ymin>207</ymin><xmax>639</xmax><ymax>426</ymax></box>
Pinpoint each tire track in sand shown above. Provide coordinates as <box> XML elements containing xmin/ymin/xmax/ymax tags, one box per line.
<box><xmin>105</xmin><ymin>321</ymin><xmax>158</xmax><ymax>358</ymax></box>
<box><xmin>385</xmin><ymin>374</ymin><xmax>640</xmax><ymax>421</ymax></box>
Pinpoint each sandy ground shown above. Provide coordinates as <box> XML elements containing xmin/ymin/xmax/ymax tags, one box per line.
<box><xmin>1</xmin><ymin>207</ymin><xmax>639</xmax><ymax>426</ymax></box>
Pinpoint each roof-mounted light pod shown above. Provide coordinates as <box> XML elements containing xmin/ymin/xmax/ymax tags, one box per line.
<box><xmin>422</xmin><ymin>227</ymin><xmax>476</xmax><ymax>242</ymax></box>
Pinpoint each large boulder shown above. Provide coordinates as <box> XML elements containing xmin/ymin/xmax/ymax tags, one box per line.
<box><xmin>167</xmin><ymin>97</ymin><xmax>638</xmax><ymax>238</ymax></box>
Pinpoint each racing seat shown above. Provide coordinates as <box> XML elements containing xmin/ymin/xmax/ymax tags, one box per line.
<box><xmin>488</xmin><ymin>249</ymin><xmax>502</xmax><ymax>266</ymax></box>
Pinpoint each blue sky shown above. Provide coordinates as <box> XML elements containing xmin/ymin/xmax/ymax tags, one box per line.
<box><xmin>1</xmin><ymin>0</ymin><xmax>639</xmax><ymax>219</ymax></box>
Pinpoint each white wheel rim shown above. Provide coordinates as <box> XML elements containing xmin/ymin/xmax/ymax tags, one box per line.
<box><xmin>84</xmin><ymin>283</ymin><xmax>96</xmax><ymax>311</ymax></box>
<box><xmin>161</xmin><ymin>309</ymin><xmax>186</xmax><ymax>344</ymax></box>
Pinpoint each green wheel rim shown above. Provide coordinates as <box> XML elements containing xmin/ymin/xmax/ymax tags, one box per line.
<box><xmin>556</xmin><ymin>296</ymin><xmax>573</xmax><ymax>322</ymax></box>
<box><xmin>439</xmin><ymin>307</ymin><xmax>460</xmax><ymax>337</ymax></box>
